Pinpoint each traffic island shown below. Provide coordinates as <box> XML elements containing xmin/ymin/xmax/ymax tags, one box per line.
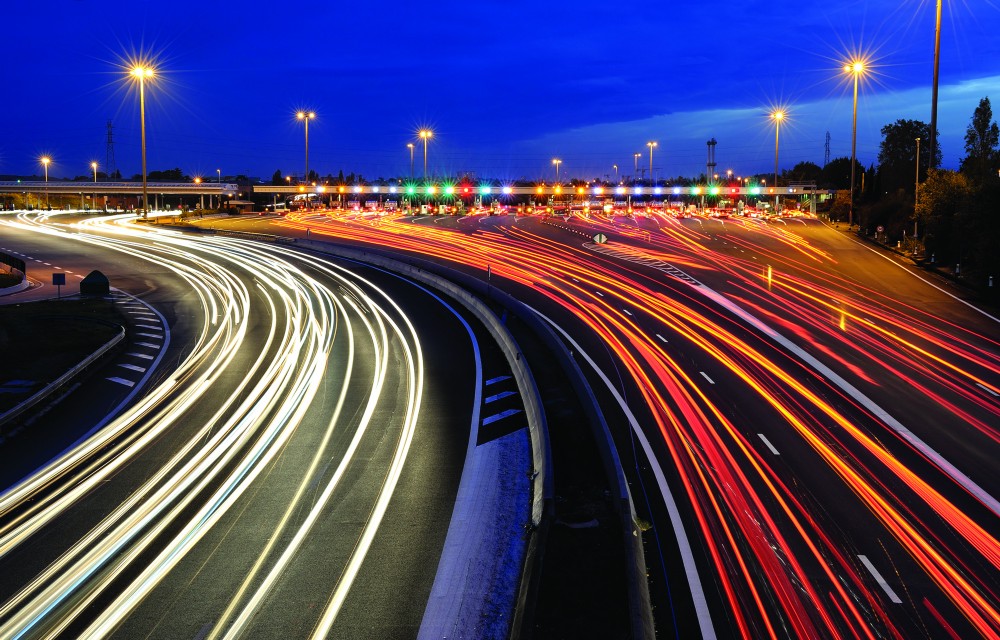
<box><xmin>0</xmin><ymin>297</ymin><xmax>126</xmax><ymax>432</ymax></box>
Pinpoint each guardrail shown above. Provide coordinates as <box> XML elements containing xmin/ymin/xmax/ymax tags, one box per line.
<box><xmin>0</xmin><ymin>325</ymin><xmax>125</xmax><ymax>430</ymax></box>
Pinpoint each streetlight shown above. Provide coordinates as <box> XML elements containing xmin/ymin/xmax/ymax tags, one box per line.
<box><xmin>929</xmin><ymin>0</ymin><xmax>942</xmax><ymax>169</ymax></box>
<box><xmin>633</xmin><ymin>153</ymin><xmax>641</xmax><ymax>180</ymax></box>
<box><xmin>844</xmin><ymin>60</ymin><xmax>865</xmax><ymax>227</ymax></box>
<box><xmin>419</xmin><ymin>129</ymin><xmax>432</xmax><ymax>179</ymax></box>
<box><xmin>914</xmin><ymin>137</ymin><xmax>921</xmax><ymax>246</ymax></box>
<box><xmin>216</xmin><ymin>168</ymin><xmax>222</xmax><ymax>208</ymax></box>
<box><xmin>41</xmin><ymin>156</ymin><xmax>51</xmax><ymax>209</ymax></box>
<box><xmin>613</xmin><ymin>164</ymin><xmax>618</xmax><ymax>181</ymax></box>
<box><xmin>552</xmin><ymin>158</ymin><xmax>562</xmax><ymax>181</ymax></box>
<box><xmin>770</xmin><ymin>110</ymin><xmax>784</xmax><ymax>213</ymax></box>
<box><xmin>407</xmin><ymin>143</ymin><xmax>415</xmax><ymax>179</ymax></box>
<box><xmin>130</xmin><ymin>65</ymin><xmax>154</xmax><ymax>217</ymax></box>
<box><xmin>90</xmin><ymin>161</ymin><xmax>98</xmax><ymax>211</ymax></box>
<box><xmin>770</xmin><ymin>110</ymin><xmax>784</xmax><ymax>187</ymax></box>
<box><xmin>646</xmin><ymin>141</ymin><xmax>657</xmax><ymax>183</ymax></box>
<box><xmin>296</xmin><ymin>112</ymin><xmax>315</xmax><ymax>183</ymax></box>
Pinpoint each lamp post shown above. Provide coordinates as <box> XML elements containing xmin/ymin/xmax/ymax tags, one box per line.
<box><xmin>91</xmin><ymin>162</ymin><xmax>98</xmax><ymax>211</ymax></box>
<box><xmin>419</xmin><ymin>129</ymin><xmax>432</xmax><ymax>180</ymax></box>
<box><xmin>613</xmin><ymin>164</ymin><xmax>618</xmax><ymax>181</ymax></box>
<box><xmin>407</xmin><ymin>143</ymin><xmax>415</xmax><ymax>179</ymax></box>
<box><xmin>929</xmin><ymin>0</ymin><xmax>942</xmax><ymax>169</ymax></box>
<box><xmin>633</xmin><ymin>153</ymin><xmax>641</xmax><ymax>181</ymax></box>
<box><xmin>845</xmin><ymin>60</ymin><xmax>865</xmax><ymax>227</ymax></box>
<box><xmin>914</xmin><ymin>136</ymin><xmax>921</xmax><ymax>246</ymax></box>
<box><xmin>646</xmin><ymin>141</ymin><xmax>657</xmax><ymax>183</ymax></box>
<box><xmin>771</xmin><ymin>110</ymin><xmax>784</xmax><ymax>213</ymax></box>
<box><xmin>297</xmin><ymin>112</ymin><xmax>315</xmax><ymax>184</ymax></box>
<box><xmin>552</xmin><ymin>158</ymin><xmax>562</xmax><ymax>181</ymax></box>
<box><xmin>41</xmin><ymin>156</ymin><xmax>51</xmax><ymax>209</ymax></box>
<box><xmin>130</xmin><ymin>65</ymin><xmax>154</xmax><ymax>218</ymax></box>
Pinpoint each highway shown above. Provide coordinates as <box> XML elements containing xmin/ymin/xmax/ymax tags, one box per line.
<box><xmin>0</xmin><ymin>212</ymin><xmax>495</xmax><ymax>638</ymax></box>
<box><xmin>226</xmin><ymin>208</ymin><xmax>1000</xmax><ymax>639</ymax></box>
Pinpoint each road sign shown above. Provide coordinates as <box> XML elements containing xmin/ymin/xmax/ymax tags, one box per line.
<box><xmin>593</xmin><ymin>233</ymin><xmax>608</xmax><ymax>244</ymax></box>
<box><xmin>52</xmin><ymin>272</ymin><xmax>65</xmax><ymax>299</ymax></box>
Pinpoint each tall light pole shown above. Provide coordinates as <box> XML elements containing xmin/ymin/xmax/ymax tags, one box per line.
<box><xmin>91</xmin><ymin>161</ymin><xmax>98</xmax><ymax>211</ymax></box>
<box><xmin>633</xmin><ymin>153</ymin><xmax>641</xmax><ymax>181</ymax></box>
<box><xmin>613</xmin><ymin>164</ymin><xmax>618</xmax><ymax>181</ymax></box>
<box><xmin>419</xmin><ymin>129</ymin><xmax>432</xmax><ymax>180</ymax></box>
<box><xmin>914</xmin><ymin>137</ymin><xmax>921</xmax><ymax>244</ymax></box>
<box><xmin>771</xmin><ymin>110</ymin><xmax>784</xmax><ymax>213</ymax></box>
<box><xmin>770</xmin><ymin>111</ymin><xmax>784</xmax><ymax>187</ymax></box>
<box><xmin>130</xmin><ymin>65</ymin><xmax>154</xmax><ymax>218</ymax></box>
<box><xmin>407</xmin><ymin>143</ymin><xmax>415</xmax><ymax>179</ymax></box>
<box><xmin>216</xmin><ymin>168</ymin><xmax>221</xmax><ymax>208</ymax></box>
<box><xmin>41</xmin><ymin>156</ymin><xmax>51</xmax><ymax>209</ymax></box>
<box><xmin>552</xmin><ymin>158</ymin><xmax>562</xmax><ymax>181</ymax></box>
<box><xmin>646</xmin><ymin>141</ymin><xmax>657</xmax><ymax>183</ymax></box>
<box><xmin>297</xmin><ymin>111</ymin><xmax>315</xmax><ymax>183</ymax></box>
<box><xmin>929</xmin><ymin>0</ymin><xmax>942</xmax><ymax>169</ymax></box>
<box><xmin>845</xmin><ymin>60</ymin><xmax>865</xmax><ymax>228</ymax></box>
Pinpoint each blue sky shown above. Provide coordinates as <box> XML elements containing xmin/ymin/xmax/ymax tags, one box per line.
<box><xmin>3</xmin><ymin>0</ymin><xmax>999</xmax><ymax>182</ymax></box>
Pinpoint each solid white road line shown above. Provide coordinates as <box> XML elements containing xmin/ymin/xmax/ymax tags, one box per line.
<box><xmin>858</xmin><ymin>555</ymin><xmax>903</xmax><ymax>603</ymax></box>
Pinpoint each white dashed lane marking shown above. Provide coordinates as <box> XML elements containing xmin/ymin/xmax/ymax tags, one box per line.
<box><xmin>106</xmin><ymin>377</ymin><xmax>136</xmax><ymax>387</ymax></box>
<box><xmin>757</xmin><ymin>434</ymin><xmax>780</xmax><ymax>455</ymax></box>
<box><xmin>118</xmin><ymin>363</ymin><xmax>147</xmax><ymax>373</ymax></box>
<box><xmin>858</xmin><ymin>555</ymin><xmax>903</xmax><ymax>604</ymax></box>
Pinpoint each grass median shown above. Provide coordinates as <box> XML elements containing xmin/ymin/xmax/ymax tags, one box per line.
<box><xmin>0</xmin><ymin>298</ymin><xmax>126</xmax><ymax>415</ymax></box>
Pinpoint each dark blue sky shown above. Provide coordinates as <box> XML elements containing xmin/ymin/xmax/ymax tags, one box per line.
<box><xmin>4</xmin><ymin>1</ymin><xmax>999</xmax><ymax>183</ymax></box>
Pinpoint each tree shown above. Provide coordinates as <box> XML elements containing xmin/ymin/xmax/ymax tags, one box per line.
<box><xmin>915</xmin><ymin>169</ymin><xmax>972</xmax><ymax>264</ymax></box>
<box><xmin>819</xmin><ymin>157</ymin><xmax>862</xmax><ymax>190</ymax></box>
<box><xmin>787</xmin><ymin>161</ymin><xmax>821</xmax><ymax>184</ymax></box>
<box><xmin>959</xmin><ymin>97</ymin><xmax>1000</xmax><ymax>185</ymax></box>
<box><xmin>877</xmin><ymin>119</ymin><xmax>939</xmax><ymax>197</ymax></box>
<box><xmin>271</xmin><ymin>169</ymin><xmax>284</xmax><ymax>186</ymax></box>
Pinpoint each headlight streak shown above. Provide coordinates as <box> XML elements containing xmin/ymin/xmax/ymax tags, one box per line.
<box><xmin>282</xmin><ymin>213</ymin><xmax>1000</xmax><ymax>636</ymax></box>
<box><xmin>0</xmin><ymin>214</ymin><xmax>426</xmax><ymax>638</ymax></box>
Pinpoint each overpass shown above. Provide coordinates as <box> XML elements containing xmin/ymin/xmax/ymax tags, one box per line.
<box><xmin>0</xmin><ymin>181</ymin><xmax>239</xmax><ymax>196</ymax></box>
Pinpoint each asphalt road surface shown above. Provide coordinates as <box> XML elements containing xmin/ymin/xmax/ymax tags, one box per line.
<box><xmin>232</xmin><ymin>208</ymin><xmax>1000</xmax><ymax>639</ymax></box>
<box><xmin>0</xmin><ymin>211</ymin><xmax>503</xmax><ymax>638</ymax></box>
